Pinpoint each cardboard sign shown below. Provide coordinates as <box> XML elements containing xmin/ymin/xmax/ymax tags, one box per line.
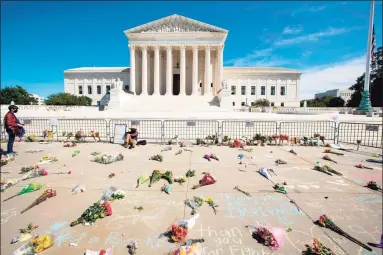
<box><xmin>113</xmin><ymin>124</ymin><xmax>127</xmax><ymax>144</ymax></box>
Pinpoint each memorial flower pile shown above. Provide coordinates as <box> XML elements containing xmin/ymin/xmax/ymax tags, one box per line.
<box><xmin>70</xmin><ymin>201</ymin><xmax>112</xmax><ymax>227</ymax></box>
<box><xmin>21</xmin><ymin>189</ymin><xmax>57</xmax><ymax>214</ymax></box>
<box><xmin>324</xmin><ymin>149</ymin><xmax>344</xmax><ymax>156</ymax></box>
<box><xmin>185</xmin><ymin>196</ymin><xmax>205</xmax><ymax>215</ymax></box>
<box><xmin>149</xmin><ymin>154</ymin><xmax>163</xmax><ymax>162</ymax></box>
<box><xmin>355</xmin><ymin>163</ymin><xmax>373</xmax><ymax>170</ymax></box>
<box><xmin>273</xmin><ymin>183</ymin><xmax>287</xmax><ymax>194</ymax></box>
<box><xmin>127</xmin><ymin>240</ymin><xmax>138</xmax><ymax>255</ymax></box>
<box><xmin>253</xmin><ymin>226</ymin><xmax>285</xmax><ymax>250</ymax></box>
<box><xmin>3</xmin><ymin>183</ymin><xmax>43</xmax><ymax>202</ymax></box>
<box><xmin>317</xmin><ymin>215</ymin><xmax>372</xmax><ymax>251</ymax></box>
<box><xmin>93</xmin><ymin>153</ymin><xmax>124</xmax><ymax>164</ymax></box>
<box><xmin>302</xmin><ymin>238</ymin><xmax>336</xmax><ymax>255</ymax></box>
<box><xmin>148</xmin><ymin>170</ymin><xmax>173</xmax><ymax>187</ymax></box>
<box><xmin>191</xmin><ymin>173</ymin><xmax>216</xmax><ymax>189</ymax></box>
<box><xmin>234</xmin><ymin>186</ymin><xmax>251</xmax><ymax>197</ymax></box>
<box><xmin>322</xmin><ymin>155</ymin><xmax>337</xmax><ymax>163</ymax></box>
<box><xmin>366</xmin><ymin>181</ymin><xmax>382</xmax><ymax>191</ymax></box>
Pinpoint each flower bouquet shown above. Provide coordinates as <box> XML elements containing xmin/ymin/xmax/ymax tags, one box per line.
<box><xmin>127</xmin><ymin>240</ymin><xmax>138</xmax><ymax>255</ymax></box>
<box><xmin>313</xmin><ymin>165</ymin><xmax>333</xmax><ymax>176</ymax></box>
<box><xmin>174</xmin><ymin>176</ymin><xmax>187</xmax><ymax>185</ymax></box>
<box><xmin>3</xmin><ymin>183</ymin><xmax>43</xmax><ymax>202</ymax></box>
<box><xmin>89</xmin><ymin>131</ymin><xmax>101</xmax><ymax>142</ymax></box>
<box><xmin>75</xmin><ymin>130</ymin><xmax>85</xmax><ymax>142</ymax></box>
<box><xmin>109</xmin><ymin>173</ymin><xmax>116</xmax><ymax>178</ymax></box>
<box><xmin>191</xmin><ymin>173</ymin><xmax>216</xmax><ymax>189</ymax></box>
<box><xmin>355</xmin><ymin>163</ymin><xmax>373</xmax><ymax>170</ymax></box>
<box><xmin>149</xmin><ymin>154</ymin><xmax>163</xmax><ymax>162</ymax></box>
<box><xmin>234</xmin><ymin>186</ymin><xmax>251</xmax><ymax>197</ymax></box>
<box><xmin>136</xmin><ymin>173</ymin><xmax>149</xmax><ymax>188</ymax></box>
<box><xmin>302</xmin><ymin>238</ymin><xmax>336</xmax><ymax>255</ymax></box>
<box><xmin>175</xmin><ymin>150</ymin><xmax>183</xmax><ymax>155</ymax></box>
<box><xmin>63</xmin><ymin>142</ymin><xmax>77</xmax><ymax>147</ymax></box>
<box><xmin>319</xmin><ymin>135</ymin><xmax>325</xmax><ymax>144</ymax></box>
<box><xmin>1</xmin><ymin>178</ymin><xmax>20</xmax><ymax>192</ymax></box>
<box><xmin>275</xmin><ymin>159</ymin><xmax>287</xmax><ymax>164</ymax></box>
<box><xmin>205</xmin><ymin>197</ymin><xmax>218</xmax><ymax>215</ymax></box>
<box><xmin>253</xmin><ymin>226</ymin><xmax>285</xmax><ymax>250</ymax></box>
<box><xmin>21</xmin><ymin>189</ymin><xmax>57</xmax><ymax>214</ymax></box>
<box><xmin>356</xmin><ymin>139</ymin><xmax>361</xmax><ymax>150</ymax></box>
<box><xmin>22</xmin><ymin>168</ymin><xmax>48</xmax><ymax>180</ymax></box>
<box><xmin>111</xmin><ymin>189</ymin><xmax>126</xmax><ymax>200</ymax></box>
<box><xmin>11</xmin><ymin>223</ymin><xmax>39</xmax><ymax>244</ymax></box>
<box><xmin>161</xmin><ymin>184</ymin><xmax>172</xmax><ymax>194</ymax></box>
<box><xmin>203</xmin><ymin>154</ymin><xmax>219</xmax><ymax>161</ymax></box>
<box><xmin>38</xmin><ymin>156</ymin><xmax>58</xmax><ymax>165</ymax></box>
<box><xmin>72</xmin><ymin>150</ymin><xmax>80</xmax><ymax>157</ymax></box>
<box><xmin>170</xmin><ymin>223</ymin><xmax>188</xmax><ymax>243</ymax></box>
<box><xmin>366</xmin><ymin>181</ymin><xmax>382</xmax><ymax>191</ymax></box>
<box><xmin>185</xmin><ymin>196</ymin><xmax>205</xmax><ymax>215</ymax></box>
<box><xmin>161</xmin><ymin>146</ymin><xmax>172</xmax><ymax>152</ymax></box>
<box><xmin>20</xmin><ymin>223</ymin><xmax>39</xmax><ymax>234</ymax></box>
<box><xmin>322</xmin><ymin>155</ymin><xmax>337</xmax><ymax>163</ymax></box>
<box><xmin>231</xmin><ymin>139</ymin><xmax>242</xmax><ymax>148</ymax></box>
<box><xmin>70</xmin><ymin>201</ymin><xmax>112</xmax><ymax>227</ymax></box>
<box><xmin>273</xmin><ymin>183</ymin><xmax>287</xmax><ymax>194</ymax></box>
<box><xmin>168</xmin><ymin>243</ymin><xmax>202</xmax><ymax>255</ymax></box>
<box><xmin>20</xmin><ymin>166</ymin><xmax>36</xmax><ymax>173</ymax></box>
<box><xmin>149</xmin><ymin>170</ymin><xmax>173</xmax><ymax>187</ymax></box>
<box><xmin>323</xmin><ymin>165</ymin><xmax>342</xmax><ymax>176</ymax></box>
<box><xmin>316</xmin><ymin>215</ymin><xmax>372</xmax><ymax>251</ymax></box>
<box><xmin>186</xmin><ymin>169</ymin><xmax>196</xmax><ymax>178</ymax></box>
<box><xmin>289</xmin><ymin>149</ymin><xmax>297</xmax><ymax>155</ymax></box>
<box><xmin>30</xmin><ymin>235</ymin><xmax>55</xmax><ymax>253</ymax></box>
<box><xmin>93</xmin><ymin>153</ymin><xmax>123</xmax><ymax>164</ymax></box>
<box><xmin>258</xmin><ymin>168</ymin><xmax>272</xmax><ymax>180</ymax></box>
<box><xmin>324</xmin><ymin>149</ymin><xmax>344</xmax><ymax>156</ymax></box>
<box><xmin>25</xmin><ymin>135</ymin><xmax>37</xmax><ymax>142</ymax></box>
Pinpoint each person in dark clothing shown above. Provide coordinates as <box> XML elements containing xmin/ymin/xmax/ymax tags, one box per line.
<box><xmin>124</xmin><ymin>125</ymin><xmax>138</xmax><ymax>149</ymax></box>
<box><xmin>3</xmin><ymin>105</ymin><xmax>24</xmax><ymax>154</ymax></box>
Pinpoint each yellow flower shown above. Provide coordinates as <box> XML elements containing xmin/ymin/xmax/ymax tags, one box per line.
<box><xmin>324</xmin><ymin>149</ymin><xmax>331</xmax><ymax>153</ymax></box>
<box><xmin>205</xmin><ymin>197</ymin><xmax>214</xmax><ymax>203</ymax></box>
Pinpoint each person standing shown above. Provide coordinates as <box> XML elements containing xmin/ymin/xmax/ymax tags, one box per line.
<box><xmin>3</xmin><ymin>105</ymin><xmax>23</xmax><ymax>154</ymax></box>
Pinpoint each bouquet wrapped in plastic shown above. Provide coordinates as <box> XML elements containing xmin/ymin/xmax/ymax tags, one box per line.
<box><xmin>3</xmin><ymin>183</ymin><xmax>43</xmax><ymax>202</ymax></box>
<box><xmin>313</xmin><ymin>165</ymin><xmax>333</xmax><ymax>176</ymax></box>
<box><xmin>149</xmin><ymin>154</ymin><xmax>163</xmax><ymax>162</ymax></box>
<box><xmin>174</xmin><ymin>176</ymin><xmax>187</xmax><ymax>185</ymax></box>
<box><xmin>273</xmin><ymin>183</ymin><xmax>287</xmax><ymax>194</ymax></box>
<box><xmin>355</xmin><ymin>163</ymin><xmax>373</xmax><ymax>170</ymax></box>
<box><xmin>185</xmin><ymin>169</ymin><xmax>196</xmax><ymax>178</ymax></box>
<box><xmin>1</xmin><ymin>178</ymin><xmax>20</xmax><ymax>192</ymax></box>
<box><xmin>185</xmin><ymin>196</ymin><xmax>205</xmax><ymax>215</ymax></box>
<box><xmin>148</xmin><ymin>170</ymin><xmax>173</xmax><ymax>187</ymax></box>
<box><xmin>302</xmin><ymin>238</ymin><xmax>336</xmax><ymax>255</ymax></box>
<box><xmin>289</xmin><ymin>149</ymin><xmax>297</xmax><ymax>155</ymax></box>
<box><xmin>164</xmin><ymin>214</ymin><xmax>200</xmax><ymax>244</ymax></box>
<box><xmin>324</xmin><ymin>149</ymin><xmax>344</xmax><ymax>156</ymax></box>
<box><xmin>127</xmin><ymin>240</ymin><xmax>138</xmax><ymax>254</ymax></box>
<box><xmin>323</xmin><ymin>165</ymin><xmax>342</xmax><ymax>176</ymax></box>
<box><xmin>21</xmin><ymin>189</ymin><xmax>57</xmax><ymax>214</ymax></box>
<box><xmin>168</xmin><ymin>243</ymin><xmax>202</xmax><ymax>255</ymax></box>
<box><xmin>203</xmin><ymin>154</ymin><xmax>219</xmax><ymax>161</ymax></box>
<box><xmin>191</xmin><ymin>173</ymin><xmax>216</xmax><ymax>189</ymax></box>
<box><xmin>253</xmin><ymin>226</ymin><xmax>285</xmax><ymax>250</ymax></box>
<box><xmin>38</xmin><ymin>156</ymin><xmax>58</xmax><ymax>165</ymax></box>
<box><xmin>12</xmin><ymin>234</ymin><xmax>55</xmax><ymax>254</ymax></box>
<box><xmin>258</xmin><ymin>168</ymin><xmax>272</xmax><ymax>180</ymax></box>
<box><xmin>22</xmin><ymin>168</ymin><xmax>48</xmax><ymax>180</ymax></box>
<box><xmin>92</xmin><ymin>153</ymin><xmax>123</xmax><ymax>164</ymax></box>
<box><xmin>322</xmin><ymin>155</ymin><xmax>337</xmax><ymax>164</ymax></box>
<box><xmin>366</xmin><ymin>181</ymin><xmax>382</xmax><ymax>191</ymax></box>
<box><xmin>136</xmin><ymin>173</ymin><xmax>149</xmax><ymax>187</ymax></box>
<box><xmin>70</xmin><ymin>201</ymin><xmax>112</xmax><ymax>227</ymax></box>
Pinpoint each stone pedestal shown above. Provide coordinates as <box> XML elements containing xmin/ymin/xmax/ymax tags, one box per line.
<box><xmin>218</xmin><ymin>88</ymin><xmax>232</xmax><ymax>109</ymax></box>
<box><xmin>355</xmin><ymin>91</ymin><xmax>374</xmax><ymax>114</ymax></box>
<box><xmin>107</xmin><ymin>89</ymin><xmax>124</xmax><ymax>109</ymax></box>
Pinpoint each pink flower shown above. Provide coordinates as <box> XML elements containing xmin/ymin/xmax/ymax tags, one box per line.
<box><xmin>68</xmin><ymin>171</ymin><xmax>72</xmax><ymax>174</ymax></box>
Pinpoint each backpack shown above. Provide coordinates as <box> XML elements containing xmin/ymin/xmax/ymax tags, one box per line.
<box><xmin>137</xmin><ymin>140</ymin><xmax>147</xmax><ymax>146</ymax></box>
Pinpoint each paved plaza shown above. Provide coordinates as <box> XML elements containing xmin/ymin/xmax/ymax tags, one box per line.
<box><xmin>1</xmin><ymin>141</ymin><xmax>382</xmax><ymax>255</ymax></box>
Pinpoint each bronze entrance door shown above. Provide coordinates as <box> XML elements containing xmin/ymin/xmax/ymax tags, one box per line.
<box><xmin>173</xmin><ymin>74</ymin><xmax>180</xmax><ymax>95</ymax></box>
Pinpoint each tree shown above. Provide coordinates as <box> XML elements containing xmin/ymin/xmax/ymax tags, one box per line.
<box><xmin>0</xmin><ymin>85</ymin><xmax>38</xmax><ymax>105</ymax></box>
<box><xmin>252</xmin><ymin>99</ymin><xmax>270</xmax><ymax>107</ymax></box>
<box><xmin>328</xmin><ymin>97</ymin><xmax>345</xmax><ymax>107</ymax></box>
<box><xmin>347</xmin><ymin>46</ymin><xmax>383</xmax><ymax>107</ymax></box>
<box><xmin>45</xmin><ymin>93</ymin><xmax>92</xmax><ymax>106</ymax></box>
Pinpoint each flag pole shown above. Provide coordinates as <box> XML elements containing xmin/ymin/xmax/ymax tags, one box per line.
<box><xmin>357</xmin><ymin>0</ymin><xmax>374</xmax><ymax>112</ymax></box>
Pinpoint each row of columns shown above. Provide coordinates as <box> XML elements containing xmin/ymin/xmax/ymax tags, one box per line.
<box><xmin>128</xmin><ymin>44</ymin><xmax>224</xmax><ymax>96</ymax></box>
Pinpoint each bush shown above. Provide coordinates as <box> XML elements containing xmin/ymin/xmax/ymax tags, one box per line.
<box><xmin>45</xmin><ymin>93</ymin><xmax>92</xmax><ymax>106</ymax></box>
<box><xmin>252</xmin><ymin>99</ymin><xmax>270</xmax><ymax>107</ymax></box>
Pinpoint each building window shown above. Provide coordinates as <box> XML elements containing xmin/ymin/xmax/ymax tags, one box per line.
<box><xmin>97</xmin><ymin>85</ymin><xmax>101</xmax><ymax>94</ymax></box>
<box><xmin>281</xmin><ymin>102</ymin><xmax>285</xmax><ymax>107</ymax></box>
<box><xmin>211</xmin><ymin>83</ymin><xmax>213</xmax><ymax>88</ymax></box>
<box><xmin>271</xmin><ymin>102</ymin><xmax>274</xmax><ymax>106</ymax></box>
<box><xmin>199</xmin><ymin>83</ymin><xmax>202</xmax><ymax>88</ymax></box>
<box><xmin>261</xmin><ymin>86</ymin><xmax>265</xmax><ymax>95</ymax></box>
<box><xmin>232</xmin><ymin>102</ymin><xmax>235</xmax><ymax>106</ymax></box>
<box><xmin>106</xmin><ymin>85</ymin><xmax>111</xmax><ymax>93</ymax></box>
<box><xmin>241</xmin><ymin>86</ymin><xmax>246</xmax><ymax>95</ymax></box>
<box><xmin>251</xmin><ymin>86</ymin><xmax>256</xmax><ymax>95</ymax></box>
<box><xmin>88</xmin><ymin>85</ymin><xmax>92</xmax><ymax>95</ymax></box>
<box><xmin>271</xmin><ymin>86</ymin><xmax>275</xmax><ymax>96</ymax></box>
<box><xmin>78</xmin><ymin>85</ymin><xmax>83</xmax><ymax>95</ymax></box>
<box><xmin>241</xmin><ymin>102</ymin><xmax>245</xmax><ymax>106</ymax></box>
<box><xmin>231</xmin><ymin>86</ymin><xmax>236</xmax><ymax>95</ymax></box>
<box><xmin>281</xmin><ymin>86</ymin><xmax>286</xmax><ymax>96</ymax></box>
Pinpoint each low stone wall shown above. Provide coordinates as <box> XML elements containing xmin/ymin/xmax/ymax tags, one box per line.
<box><xmin>0</xmin><ymin>105</ymin><xmax>98</xmax><ymax>112</ymax></box>
<box><xmin>250</xmin><ymin>106</ymin><xmax>382</xmax><ymax>114</ymax></box>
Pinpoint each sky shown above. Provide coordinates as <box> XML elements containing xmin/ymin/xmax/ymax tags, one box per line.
<box><xmin>1</xmin><ymin>1</ymin><xmax>382</xmax><ymax>99</ymax></box>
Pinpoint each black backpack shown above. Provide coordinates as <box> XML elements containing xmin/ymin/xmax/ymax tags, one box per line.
<box><xmin>137</xmin><ymin>140</ymin><xmax>146</xmax><ymax>146</ymax></box>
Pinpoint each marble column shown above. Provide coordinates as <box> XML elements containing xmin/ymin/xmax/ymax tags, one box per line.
<box><xmin>204</xmin><ymin>45</ymin><xmax>211</xmax><ymax>95</ymax></box>
<box><xmin>153</xmin><ymin>45</ymin><xmax>160</xmax><ymax>95</ymax></box>
<box><xmin>166</xmin><ymin>45</ymin><xmax>172</xmax><ymax>96</ymax></box>
<box><xmin>141</xmin><ymin>45</ymin><xmax>148</xmax><ymax>95</ymax></box>
<box><xmin>296</xmin><ymin>79</ymin><xmax>300</xmax><ymax>99</ymax></box>
<box><xmin>217</xmin><ymin>44</ymin><xmax>224</xmax><ymax>93</ymax></box>
<box><xmin>192</xmin><ymin>45</ymin><xmax>199</xmax><ymax>96</ymax></box>
<box><xmin>180</xmin><ymin>45</ymin><xmax>186</xmax><ymax>96</ymax></box>
<box><xmin>129</xmin><ymin>44</ymin><xmax>136</xmax><ymax>94</ymax></box>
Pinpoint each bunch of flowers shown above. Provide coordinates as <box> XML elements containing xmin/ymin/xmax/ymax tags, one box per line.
<box><xmin>275</xmin><ymin>159</ymin><xmax>287</xmax><ymax>164</ymax></box>
<box><xmin>20</xmin><ymin>166</ymin><xmax>37</xmax><ymax>173</ymax></box>
<box><xmin>191</xmin><ymin>173</ymin><xmax>216</xmax><ymax>189</ymax></box>
<box><xmin>72</xmin><ymin>150</ymin><xmax>80</xmax><ymax>157</ymax></box>
<box><xmin>161</xmin><ymin>146</ymin><xmax>172</xmax><ymax>152</ymax></box>
<box><xmin>323</xmin><ymin>164</ymin><xmax>342</xmax><ymax>176</ymax></box>
<box><xmin>21</xmin><ymin>189</ymin><xmax>57</xmax><ymax>214</ymax></box>
<box><xmin>179</xmin><ymin>141</ymin><xmax>186</xmax><ymax>147</ymax></box>
<box><xmin>19</xmin><ymin>223</ymin><xmax>39</xmax><ymax>234</ymax></box>
<box><xmin>161</xmin><ymin>183</ymin><xmax>172</xmax><ymax>194</ymax></box>
<box><xmin>254</xmin><ymin>226</ymin><xmax>284</xmax><ymax>249</ymax></box>
<box><xmin>205</xmin><ymin>197</ymin><xmax>218</xmax><ymax>215</ymax></box>
<box><xmin>301</xmin><ymin>136</ymin><xmax>309</xmax><ymax>145</ymax></box>
<box><xmin>169</xmin><ymin>243</ymin><xmax>202</xmax><ymax>255</ymax></box>
<box><xmin>39</xmin><ymin>156</ymin><xmax>59</xmax><ymax>164</ymax></box>
<box><xmin>70</xmin><ymin>201</ymin><xmax>112</xmax><ymax>227</ymax></box>
<box><xmin>355</xmin><ymin>163</ymin><xmax>373</xmax><ymax>170</ymax></box>
<box><xmin>66</xmin><ymin>132</ymin><xmax>74</xmax><ymax>140</ymax></box>
<box><xmin>313</xmin><ymin>165</ymin><xmax>333</xmax><ymax>176</ymax></box>
<box><xmin>31</xmin><ymin>234</ymin><xmax>54</xmax><ymax>253</ymax></box>
<box><xmin>317</xmin><ymin>215</ymin><xmax>372</xmax><ymax>251</ymax></box>
<box><xmin>149</xmin><ymin>154</ymin><xmax>163</xmax><ymax>162</ymax></box>
<box><xmin>302</xmin><ymin>238</ymin><xmax>335</xmax><ymax>255</ymax></box>
<box><xmin>289</xmin><ymin>149</ymin><xmax>297</xmax><ymax>155</ymax></box>
<box><xmin>63</xmin><ymin>141</ymin><xmax>77</xmax><ymax>147</ymax></box>
<box><xmin>93</xmin><ymin>153</ymin><xmax>124</xmax><ymax>164</ymax></box>
<box><xmin>127</xmin><ymin>240</ymin><xmax>138</xmax><ymax>255</ymax></box>
<box><xmin>185</xmin><ymin>196</ymin><xmax>205</xmax><ymax>215</ymax></box>
<box><xmin>136</xmin><ymin>173</ymin><xmax>149</xmax><ymax>187</ymax></box>
<box><xmin>319</xmin><ymin>136</ymin><xmax>325</xmax><ymax>144</ymax></box>
<box><xmin>75</xmin><ymin>130</ymin><xmax>85</xmax><ymax>142</ymax></box>
<box><xmin>22</xmin><ymin>168</ymin><xmax>48</xmax><ymax>181</ymax></box>
<box><xmin>273</xmin><ymin>183</ymin><xmax>287</xmax><ymax>194</ymax></box>
<box><xmin>1</xmin><ymin>178</ymin><xmax>20</xmax><ymax>192</ymax></box>
<box><xmin>25</xmin><ymin>135</ymin><xmax>37</xmax><ymax>142</ymax></box>
<box><xmin>89</xmin><ymin>130</ymin><xmax>101</xmax><ymax>142</ymax></box>
<box><xmin>279</xmin><ymin>135</ymin><xmax>289</xmax><ymax>143</ymax></box>
<box><xmin>366</xmin><ymin>181</ymin><xmax>382</xmax><ymax>191</ymax></box>
<box><xmin>231</xmin><ymin>139</ymin><xmax>242</xmax><ymax>148</ymax></box>
<box><xmin>322</xmin><ymin>155</ymin><xmax>337</xmax><ymax>163</ymax></box>
<box><xmin>3</xmin><ymin>183</ymin><xmax>43</xmax><ymax>202</ymax></box>
<box><xmin>174</xmin><ymin>176</ymin><xmax>187</xmax><ymax>185</ymax></box>
<box><xmin>170</xmin><ymin>223</ymin><xmax>188</xmax><ymax>243</ymax></box>
<box><xmin>313</xmin><ymin>133</ymin><xmax>320</xmax><ymax>138</ymax></box>
<box><xmin>356</xmin><ymin>139</ymin><xmax>361</xmax><ymax>150</ymax></box>
<box><xmin>203</xmin><ymin>154</ymin><xmax>219</xmax><ymax>161</ymax></box>
<box><xmin>148</xmin><ymin>170</ymin><xmax>173</xmax><ymax>187</ymax></box>
<box><xmin>175</xmin><ymin>150</ymin><xmax>183</xmax><ymax>155</ymax></box>
<box><xmin>109</xmin><ymin>173</ymin><xmax>116</xmax><ymax>178</ymax></box>
<box><xmin>234</xmin><ymin>186</ymin><xmax>251</xmax><ymax>197</ymax></box>
<box><xmin>324</xmin><ymin>149</ymin><xmax>344</xmax><ymax>156</ymax></box>
<box><xmin>185</xmin><ymin>169</ymin><xmax>196</xmax><ymax>178</ymax></box>
<box><xmin>111</xmin><ymin>189</ymin><xmax>126</xmax><ymax>200</ymax></box>
<box><xmin>42</xmin><ymin>130</ymin><xmax>54</xmax><ymax>141</ymax></box>
<box><xmin>258</xmin><ymin>168</ymin><xmax>273</xmax><ymax>180</ymax></box>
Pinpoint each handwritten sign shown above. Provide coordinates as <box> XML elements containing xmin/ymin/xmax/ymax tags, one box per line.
<box><xmin>113</xmin><ymin>124</ymin><xmax>127</xmax><ymax>144</ymax></box>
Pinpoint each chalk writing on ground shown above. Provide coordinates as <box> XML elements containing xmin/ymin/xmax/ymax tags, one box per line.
<box><xmin>1</xmin><ymin>207</ymin><xmax>17</xmax><ymax>225</ymax></box>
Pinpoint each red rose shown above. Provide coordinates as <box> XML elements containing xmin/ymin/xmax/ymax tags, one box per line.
<box><xmin>99</xmin><ymin>249</ymin><xmax>106</xmax><ymax>255</ymax></box>
<box><xmin>68</xmin><ymin>171</ymin><xmax>72</xmax><ymax>174</ymax></box>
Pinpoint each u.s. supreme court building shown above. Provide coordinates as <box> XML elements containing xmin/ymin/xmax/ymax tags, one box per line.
<box><xmin>64</xmin><ymin>14</ymin><xmax>302</xmax><ymax>109</ymax></box>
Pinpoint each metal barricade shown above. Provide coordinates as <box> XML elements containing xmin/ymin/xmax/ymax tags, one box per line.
<box><xmin>55</xmin><ymin>119</ymin><xmax>109</xmax><ymax>141</ymax></box>
<box><xmin>109</xmin><ymin>119</ymin><xmax>162</xmax><ymax>143</ymax></box>
<box><xmin>337</xmin><ymin>122</ymin><xmax>382</xmax><ymax>148</ymax></box>
<box><xmin>279</xmin><ymin>121</ymin><xmax>336</xmax><ymax>141</ymax></box>
<box><xmin>221</xmin><ymin>121</ymin><xmax>278</xmax><ymax>140</ymax></box>
<box><xmin>19</xmin><ymin>118</ymin><xmax>52</xmax><ymax>138</ymax></box>
<box><xmin>163</xmin><ymin>120</ymin><xmax>219</xmax><ymax>141</ymax></box>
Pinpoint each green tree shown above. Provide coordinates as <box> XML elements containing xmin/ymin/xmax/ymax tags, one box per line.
<box><xmin>347</xmin><ymin>46</ymin><xmax>382</xmax><ymax>107</ymax></box>
<box><xmin>252</xmin><ymin>99</ymin><xmax>270</xmax><ymax>107</ymax></box>
<box><xmin>328</xmin><ymin>97</ymin><xmax>345</xmax><ymax>107</ymax></box>
<box><xmin>45</xmin><ymin>93</ymin><xmax>92</xmax><ymax>106</ymax></box>
<box><xmin>0</xmin><ymin>85</ymin><xmax>38</xmax><ymax>105</ymax></box>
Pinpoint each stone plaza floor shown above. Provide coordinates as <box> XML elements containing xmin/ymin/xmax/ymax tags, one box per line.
<box><xmin>1</xmin><ymin>141</ymin><xmax>382</xmax><ymax>255</ymax></box>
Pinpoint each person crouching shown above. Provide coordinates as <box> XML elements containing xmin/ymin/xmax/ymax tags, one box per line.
<box><xmin>124</xmin><ymin>125</ymin><xmax>138</xmax><ymax>149</ymax></box>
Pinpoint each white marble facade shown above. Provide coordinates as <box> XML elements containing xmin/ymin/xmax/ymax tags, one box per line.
<box><xmin>64</xmin><ymin>14</ymin><xmax>302</xmax><ymax>108</ymax></box>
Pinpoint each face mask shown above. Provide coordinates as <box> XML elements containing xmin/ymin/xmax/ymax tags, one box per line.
<box><xmin>14</xmin><ymin>109</ymin><xmax>18</xmax><ymax>113</ymax></box>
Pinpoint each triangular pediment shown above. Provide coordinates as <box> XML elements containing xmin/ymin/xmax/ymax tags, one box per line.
<box><xmin>124</xmin><ymin>14</ymin><xmax>228</xmax><ymax>33</ymax></box>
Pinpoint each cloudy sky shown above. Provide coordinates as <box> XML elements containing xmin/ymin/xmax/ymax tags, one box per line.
<box><xmin>1</xmin><ymin>1</ymin><xmax>382</xmax><ymax>99</ymax></box>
